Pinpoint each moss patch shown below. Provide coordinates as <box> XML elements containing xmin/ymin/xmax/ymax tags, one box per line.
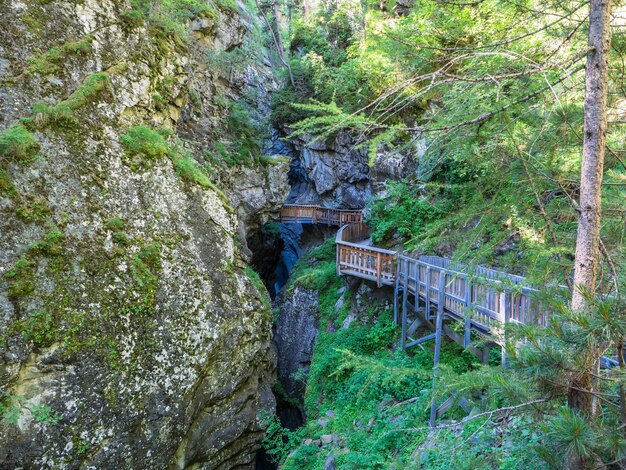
<box><xmin>32</xmin><ymin>72</ymin><xmax>110</xmax><ymax>128</ymax></box>
<box><xmin>25</xmin><ymin>36</ymin><xmax>94</xmax><ymax>76</ymax></box>
<box><xmin>0</xmin><ymin>125</ymin><xmax>39</xmax><ymax>163</ymax></box>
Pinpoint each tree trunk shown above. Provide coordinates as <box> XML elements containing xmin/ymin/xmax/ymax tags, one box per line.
<box><xmin>567</xmin><ymin>2</ymin><xmax>612</xmax><ymax>468</ymax></box>
<box><xmin>571</xmin><ymin>0</ymin><xmax>612</xmax><ymax>311</ymax></box>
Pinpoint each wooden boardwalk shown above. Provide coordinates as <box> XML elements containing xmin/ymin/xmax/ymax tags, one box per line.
<box><xmin>279</xmin><ymin>204</ymin><xmax>547</xmax><ymax>424</ymax></box>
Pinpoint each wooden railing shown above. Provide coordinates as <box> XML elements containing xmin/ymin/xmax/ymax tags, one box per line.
<box><xmin>335</xmin><ymin>223</ymin><xmax>396</xmax><ymax>288</ymax></box>
<box><xmin>395</xmin><ymin>255</ymin><xmax>541</xmax><ymax>341</ymax></box>
<box><xmin>280</xmin><ymin>204</ymin><xmax>363</xmax><ymax>226</ymax></box>
<box><xmin>279</xmin><ymin>204</ymin><xmax>548</xmax><ymax>337</ymax></box>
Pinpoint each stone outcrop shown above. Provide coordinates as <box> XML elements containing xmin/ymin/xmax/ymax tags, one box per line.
<box><xmin>286</xmin><ymin>131</ymin><xmax>418</xmax><ymax>209</ymax></box>
<box><xmin>0</xmin><ymin>0</ymin><xmax>286</xmax><ymax>467</ymax></box>
<box><xmin>273</xmin><ymin>286</ymin><xmax>320</xmax><ymax>428</ymax></box>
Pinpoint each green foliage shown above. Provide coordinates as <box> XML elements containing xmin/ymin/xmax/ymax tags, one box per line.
<box><xmin>1</xmin><ymin>394</ymin><xmax>61</xmax><ymax>425</ymax></box>
<box><xmin>32</xmin><ymin>72</ymin><xmax>109</xmax><ymax>128</ymax></box>
<box><xmin>25</xmin><ymin>36</ymin><xmax>93</xmax><ymax>76</ymax></box>
<box><xmin>27</xmin><ymin>226</ymin><xmax>65</xmax><ymax>256</ymax></box>
<box><xmin>14</xmin><ymin>310</ymin><xmax>55</xmax><ymax>347</ymax></box>
<box><xmin>121</xmin><ymin>125</ymin><xmax>169</xmax><ymax>162</ymax></box>
<box><xmin>367</xmin><ymin>181</ymin><xmax>451</xmax><ymax>246</ymax></box>
<box><xmin>0</xmin><ymin>167</ymin><xmax>16</xmax><ymax>197</ymax></box>
<box><xmin>245</xmin><ymin>266</ymin><xmax>271</xmax><ymax>311</ymax></box>
<box><xmin>171</xmin><ymin>153</ymin><xmax>211</xmax><ymax>188</ymax></box>
<box><xmin>15</xmin><ymin>196</ymin><xmax>52</xmax><ymax>223</ymax></box>
<box><xmin>125</xmin><ymin>0</ymin><xmax>218</xmax><ymax>39</ymax></box>
<box><xmin>130</xmin><ymin>242</ymin><xmax>162</xmax><ymax>304</ymax></box>
<box><xmin>4</xmin><ymin>257</ymin><xmax>36</xmax><ymax>299</ymax></box>
<box><xmin>106</xmin><ymin>217</ymin><xmax>130</xmax><ymax>246</ymax></box>
<box><xmin>260</xmin><ymin>412</ymin><xmax>305</xmax><ymax>463</ymax></box>
<box><xmin>0</xmin><ymin>125</ymin><xmax>39</xmax><ymax>163</ymax></box>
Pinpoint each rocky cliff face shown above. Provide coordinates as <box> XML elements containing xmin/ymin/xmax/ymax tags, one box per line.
<box><xmin>0</xmin><ymin>0</ymin><xmax>287</xmax><ymax>467</ymax></box>
<box><xmin>286</xmin><ymin>131</ymin><xmax>417</xmax><ymax>209</ymax></box>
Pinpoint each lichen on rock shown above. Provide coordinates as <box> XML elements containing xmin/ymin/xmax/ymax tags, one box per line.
<box><xmin>0</xmin><ymin>0</ymin><xmax>287</xmax><ymax>467</ymax></box>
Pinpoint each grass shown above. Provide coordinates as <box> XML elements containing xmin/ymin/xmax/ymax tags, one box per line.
<box><xmin>245</xmin><ymin>266</ymin><xmax>271</xmax><ymax>310</ymax></box>
<box><xmin>125</xmin><ymin>0</ymin><xmax>219</xmax><ymax>39</ymax></box>
<box><xmin>121</xmin><ymin>126</ymin><xmax>170</xmax><ymax>165</ymax></box>
<box><xmin>32</xmin><ymin>72</ymin><xmax>109</xmax><ymax>128</ymax></box>
<box><xmin>25</xmin><ymin>36</ymin><xmax>93</xmax><ymax>76</ymax></box>
<box><xmin>0</xmin><ymin>125</ymin><xmax>39</xmax><ymax>162</ymax></box>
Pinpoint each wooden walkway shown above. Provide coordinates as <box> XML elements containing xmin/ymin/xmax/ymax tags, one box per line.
<box><xmin>279</xmin><ymin>204</ymin><xmax>546</xmax><ymax>425</ymax></box>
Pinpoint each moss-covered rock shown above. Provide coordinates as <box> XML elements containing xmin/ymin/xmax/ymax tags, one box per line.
<box><xmin>0</xmin><ymin>0</ymin><xmax>287</xmax><ymax>468</ymax></box>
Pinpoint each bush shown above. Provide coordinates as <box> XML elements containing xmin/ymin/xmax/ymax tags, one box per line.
<box><xmin>367</xmin><ymin>181</ymin><xmax>451</xmax><ymax>245</ymax></box>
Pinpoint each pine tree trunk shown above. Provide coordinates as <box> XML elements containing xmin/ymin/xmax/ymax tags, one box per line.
<box><xmin>567</xmin><ymin>1</ymin><xmax>612</xmax><ymax>468</ymax></box>
<box><xmin>571</xmin><ymin>0</ymin><xmax>612</xmax><ymax>311</ymax></box>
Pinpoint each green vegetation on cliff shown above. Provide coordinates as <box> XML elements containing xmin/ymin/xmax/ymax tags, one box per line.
<box><xmin>266</xmin><ymin>0</ymin><xmax>626</xmax><ymax>467</ymax></box>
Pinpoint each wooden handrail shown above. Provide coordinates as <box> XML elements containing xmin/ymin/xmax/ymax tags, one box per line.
<box><xmin>280</xmin><ymin>204</ymin><xmax>363</xmax><ymax>226</ymax></box>
<box><xmin>279</xmin><ymin>204</ymin><xmax>548</xmax><ymax>337</ymax></box>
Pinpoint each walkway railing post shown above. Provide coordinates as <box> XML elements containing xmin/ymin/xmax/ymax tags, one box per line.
<box><xmin>401</xmin><ymin>261</ymin><xmax>409</xmax><ymax>350</ymax></box>
<box><xmin>430</xmin><ymin>271</ymin><xmax>447</xmax><ymax>427</ymax></box>
<box><xmin>393</xmin><ymin>258</ymin><xmax>401</xmax><ymax>325</ymax></box>
<box><xmin>463</xmin><ymin>276</ymin><xmax>472</xmax><ymax>348</ymax></box>
<box><xmin>502</xmin><ymin>291</ymin><xmax>511</xmax><ymax>366</ymax></box>
<box><xmin>425</xmin><ymin>266</ymin><xmax>432</xmax><ymax>321</ymax></box>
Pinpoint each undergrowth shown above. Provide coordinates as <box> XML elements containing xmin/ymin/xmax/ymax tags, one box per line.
<box><xmin>265</xmin><ymin>236</ymin><xmax>545</xmax><ymax>468</ymax></box>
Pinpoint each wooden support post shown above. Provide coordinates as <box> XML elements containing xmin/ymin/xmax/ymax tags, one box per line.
<box><xmin>401</xmin><ymin>261</ymin><xmax>409</xmax><ymax>350</ymax></box>
<box><xmin>463</xmin><ymin>276</ymin><xmax>472</xmax><ymax>348</ymax></box>
<box><xmin>482</xmin><ymin>345</ymin><xmax>490</xmax><ymax>365</ymax></box>
<box><xmin>414</xmin><ymin>261</ymin><xmax>420</xmax><ymax>313</ymax></box>
<box><xmin>376</xmin><ymin>253</ymin><xmax>382</xmax><ymax>288</ymax></box>
<box><xmin>429</xmin><ymin>272</ymin><xmax>447</xmax><ymax>427</ymax></box>
<box><xmin>425</xmin><ymin>266</ymin><xmax>431</xmax><ymax>321</ymax></box>
<box><xmin>393</xmin><ymin>260</ymin><xmax>400</xmax><ymax>325</ymax></box>
<box><xmin>502</xmin><ymin>291</ymin><xmax>511</xmax><ymax>367</ymax></box>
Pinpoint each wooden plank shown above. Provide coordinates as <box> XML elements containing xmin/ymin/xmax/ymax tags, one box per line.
<box><xmin>405</xmin><ymin>332</ymin><xmax>436</xmax><ymax>349</ymax></box>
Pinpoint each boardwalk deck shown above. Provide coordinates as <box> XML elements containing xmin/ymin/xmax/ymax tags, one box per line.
<box><xmin>279</xmin><ymin>204</ymin><xmax>552</xmax><ymax>425</ymax></box>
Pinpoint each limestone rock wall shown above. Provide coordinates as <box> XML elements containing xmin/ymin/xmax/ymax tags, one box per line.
<box><xmin>0</xmin><ymin>0</ymin><xmax>286</xmax><ymax>467</ymax></box>
<box><xmin>286</xmin><ymin>131</ymin><xmax>417</xmax><ymax>209</ymax></box>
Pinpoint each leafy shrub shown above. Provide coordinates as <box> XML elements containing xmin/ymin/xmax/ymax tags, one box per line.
<box><xmin>367</xmin><ymin>181</ymin><xmax>452</xmax><ymax>245</ymax></box>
